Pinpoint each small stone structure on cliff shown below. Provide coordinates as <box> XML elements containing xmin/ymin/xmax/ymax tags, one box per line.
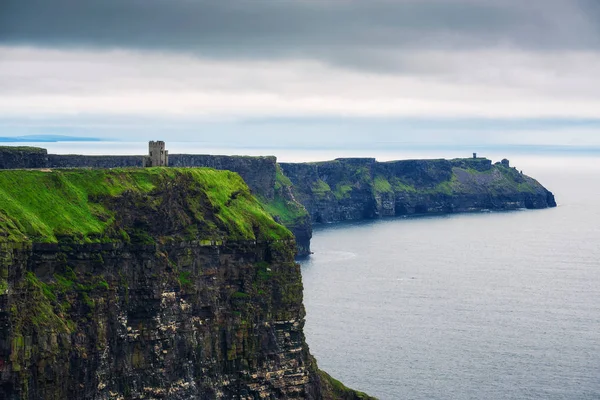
<box><xmin>144</xmin><ymin>140</ymin><xmax>169</xmax><ymax>167</ymax></box>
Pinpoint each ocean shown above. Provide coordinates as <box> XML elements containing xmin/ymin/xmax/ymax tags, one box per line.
<box><xmin>300</xmin><ymin>156</ymin><xmax>600</xmax><ymax>399</ymax></box>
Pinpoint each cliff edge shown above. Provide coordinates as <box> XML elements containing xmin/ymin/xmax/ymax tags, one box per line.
<box><xmin>0</xmin><ymin>168</ymin><xmax>372</xmax><ymax>399</ymax></box>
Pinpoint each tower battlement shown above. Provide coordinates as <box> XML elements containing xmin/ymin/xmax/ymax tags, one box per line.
<box><xmin>144</xmin><ymin>141</ymin><xmax>169</xmax><ymax>167</ymax></box>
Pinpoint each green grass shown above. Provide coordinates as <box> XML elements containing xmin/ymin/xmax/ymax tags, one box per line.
<box><xmin>318</xmin><ymin>370</ymin><xmax>376</xmax><ymax>399</ymax></box>
<box><xmin>178</xmin><ymin>271</ymin><xmax>193</xmax><ymax>288</ymax></box>
<box><xmin>494</xmin><ymin>165</ymin><xmax>538</xmax><ymax>194</ymax></box>
<box><xmin>274</xmin><ymin>164</ymin><xmax>292</xmax><ymax>190</ymax></box>
<box><xmin>389</xmin><ymin>177</ymin><xmax>417</xmax><ymax>193</ymax></box>
<box><xmin>262</xmin><ymin>196</ymin><xmax>307</xmax><ymax>226</ymax></box>
<box><xmin>187</xmin><ymin>168</ymin><xmax>291</xmax><ymax>241</ymax></box>
<box><xmin>373</xmin><ymin>176</ymin><xmax>393</xmax><ymax>193</ymax></box>
<box><xmin>333</xmin><ymin>183</ymin><xmax>353</xmax><ymax>200</ymax></box>
<box><xmin>0</xmin><ymin>168</ymin><xmax>291</xmax><ymax>243</ymax></box>
<box><xmin>353</xmin><ymin>166</ymin><xmax>372</xmax><ymax>184</ymax></box>
<box><xmin>311</xmin><ymin>179</ymin><xmax>332</xmax><ymax>197</ymax></box>
<box><xmin>427</xmin><ymin>173</ymin><xmax>459</xmax><ymax>195</ymax></box>
<box><xmin>262</xmin><ymin>166</ymin><xmax>309</xmax><ymax>226</ymax></box>
<box><xmin>430</xmin><ymin>180</ymin><xmax>454</xmax><ymax>195</ymax></box>
<box><xmin>22</xmin><ymin>272</ymin><xmax>73</xmax><ymax>333</ymax></box>
<box><xmin>231</xmin><ymin>291</ymin><xmax>250</xmax><ymax>299</ymax></box>
<box><xmin>0</xmin><ymin>168</ymin><xmax>160</xmax><ymax>242</ymax></box>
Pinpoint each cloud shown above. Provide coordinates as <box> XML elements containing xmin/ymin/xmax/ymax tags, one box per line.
<box><xmin>1</xmin><ymin>46</ymin><xmax>600</xmax><ymax>119</ymax></box>
<box><xmin>1</xmin><ymin>0</ymin><xmax>599</xmax><ymax>134</ymax></box>
<box><xmin>1</xmin><ymin>0</ymin><xmax>599</xmax><ymax>72</ymax></box>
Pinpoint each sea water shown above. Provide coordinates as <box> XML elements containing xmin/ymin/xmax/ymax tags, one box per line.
<box><xmin>300</xmin><ymin>159</ymin><xmax>600</xmax><ymax>399</ymax></box>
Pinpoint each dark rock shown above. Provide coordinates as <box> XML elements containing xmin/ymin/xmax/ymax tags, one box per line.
<box><xmin>48</xmin><ymin>154</ymin><xmax>143</xmax><ymax>168</ymax></box>
<box><xmin>0</xmin><ymin>147</ymin><xmax>47</xmax><ymax>169</ymax></box>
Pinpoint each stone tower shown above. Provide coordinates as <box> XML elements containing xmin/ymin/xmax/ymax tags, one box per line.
<box><xmin>144</xmin><ymin>141</ymin><xmax>169</xmax><ymax>167</ymax></box>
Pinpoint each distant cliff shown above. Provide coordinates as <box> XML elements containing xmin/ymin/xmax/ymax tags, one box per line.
<box><xmin>0</xmin><ymin>168</ymin><xmax>372</xmax><ymax>400</ymax></box>
<box><xmin>280</xmin><ymin>157</ymin><xmax>556</xmax><ymax>225</ymax></box>
<box><xmin>0</xmin><ymin>147</ymin><xmax>48</xmax><ymax>169</ymax></box>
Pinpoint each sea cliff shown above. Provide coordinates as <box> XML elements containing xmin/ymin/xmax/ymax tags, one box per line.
<box><xmin>0</xmin><ymin>148</ymin><xmax>313</xmax><ymax>259</ymax></box>
<box><xmin>0</xmin><ymin>168</ymin><xmax>371</xmax><ymax>400</ymax></box>
<box><xmin>0</xmin><ymin>146</ymin><xmax>557</xmax><ymax>257</ymax></box>
<box><xmin>280</xmin><ymin>157</ymin><xmax>556</xmax><ymax>226</ymax></box>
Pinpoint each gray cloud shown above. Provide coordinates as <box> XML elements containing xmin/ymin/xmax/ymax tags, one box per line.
<box><xmin>1</xmin><ymin>0</ymin><xmax>599</xmax><ymax>71</ymax></box>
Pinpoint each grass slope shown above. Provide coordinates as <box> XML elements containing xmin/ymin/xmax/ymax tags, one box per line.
<box><xmin>0</xmin><ymin>168</ymin><xmax>291</xmax><ymax>243</ymax></box>
<box><xmin>261</xmin><ymin>165</ymin><xmax>309</xmax><ymax>226</ymax></box>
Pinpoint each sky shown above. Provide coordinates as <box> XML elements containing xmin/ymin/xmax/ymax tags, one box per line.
<box><xmin>1</xmin><ymin>0</ymin><xmax>600</xmax><ymax>148</ymax></box>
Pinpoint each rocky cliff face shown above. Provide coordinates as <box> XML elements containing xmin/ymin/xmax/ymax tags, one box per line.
<box><xmin>0</xmin><ymin>168</ymin><xmax>370</xmax><ymax>400</ymax></box>
<box><xmin>48</xmin><ymin>154</ymin><xmax>143</xmax><ymax>169</ymax></box>
<box><xmin>0</xmin><ymin>147</ymin><xmax>48</xmax><ymax>169</ymax></box>
<box><xmin>280</xmin><ymin>157</ymin><xmax>556</xmax><ymax>225</ymax></box>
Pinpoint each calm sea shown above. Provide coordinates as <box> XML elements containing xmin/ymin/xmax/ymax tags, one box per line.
<box><xmin>300</xmin><ymin>156</ymin><xmax>600</xmax><ymax>400</ymax></box>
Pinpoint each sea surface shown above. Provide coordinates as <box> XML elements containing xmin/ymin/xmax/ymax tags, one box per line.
<box><xmin>300</xmin><ymin>157</ymin><xmax>600</xmax><ymax>400</ymax></box>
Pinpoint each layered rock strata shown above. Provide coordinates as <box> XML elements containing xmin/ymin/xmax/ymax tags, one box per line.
<box><xmin>0</xmin><ymin>168</ymin><xmax>370</xmax><ymax>400</ymax></box>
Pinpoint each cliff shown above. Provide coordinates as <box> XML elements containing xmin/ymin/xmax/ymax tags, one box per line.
<box><xmin>280</xmin><ymin>157</ymin><xmax>556</xmax><ymax>224</ymax></box>
<box><xmin>16</xmin><ymin>150</ymin><xmax>314</xmax><ymax>258</ymax></box>
<box><xmin>0</xmin><ymin>146</ymin><xmax>556</xmax><ymax>257</ymax></box>
<box><xmin>0</xmin><ymin>147</ymin><xmax>48</xmax><ymax>170</ymax></box>
<box><xmin>47</xmin><ymin>154</ymin><xmax>143</xmax><ymax>169</ymax></box>
<box><xmin>0</xmin><ymin>168</ymin><xmax>371</xmax><ymax>400</ymax></box>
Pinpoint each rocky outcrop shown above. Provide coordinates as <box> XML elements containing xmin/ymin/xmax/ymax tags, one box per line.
<box><xmin>0</xmin><ymin>168</ymin><xmax>371</xmax><ymax>400</ymax></box>
<box><xmin>280</xmin><ymin>157</ymin><xmax>556</xmax><ymax>224</ymax></box>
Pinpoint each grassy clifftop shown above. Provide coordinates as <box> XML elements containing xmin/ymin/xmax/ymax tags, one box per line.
<box><xmin>0</xmin><ymin>167</ymin><xmax>291</xmax><ymax>243</ymax></box>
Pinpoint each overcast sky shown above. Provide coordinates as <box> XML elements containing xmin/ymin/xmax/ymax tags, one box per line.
<box><xmin>1</xmin><ymin>0</ymin><xmax>600</xmax><ymax>147</ymax></box>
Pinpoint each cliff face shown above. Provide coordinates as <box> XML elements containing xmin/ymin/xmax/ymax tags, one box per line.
<box><xmin>0</xmin><ymin>147</ymin><xmax>48</xmax><ymax>169</ymax></box>
<box><xmin>0</xmin><ymin>168</ymin><xmax>370</xmax><ymax>400</ymax></box>
<box><xmin>280</xmin><ymin>157</ymin><xmax>557</xmax><ymax>224</ymax></box>
<box><xmin>48</xmin><ymin>155</ymin><xmax>143</xmax><ymax>169</ymax></box>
